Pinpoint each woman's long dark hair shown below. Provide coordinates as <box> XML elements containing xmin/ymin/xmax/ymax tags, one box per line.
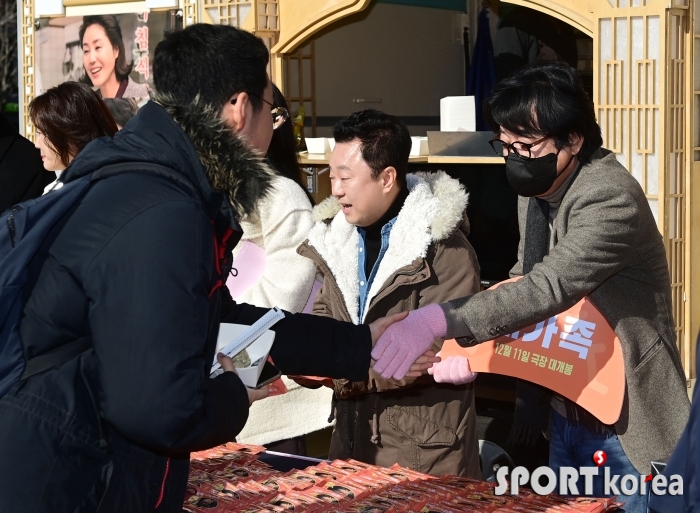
<box><xmin>30</xmin><ymin>82</ymin><xmax>118</xmax><ymax>167</ymax></box>
<box><xmin>80</xmin><ymin>15</ymin><xmax>133</xmax><ymax>82</ymax></box>
<box><xmin>266</xmin><ymin>84</ymin><xmax>315</xmax><ymax>205</ymax></box>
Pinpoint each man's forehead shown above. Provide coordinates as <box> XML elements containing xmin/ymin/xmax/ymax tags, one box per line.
<box><xmin>500</xmin><ymin>127</ymin><xmax>539</xmax><ymax>142</ymax></box>
<box><xmin>330</xmin><ymin>140</ymin><xmax>364</xmax><ymax>171</ymax></box>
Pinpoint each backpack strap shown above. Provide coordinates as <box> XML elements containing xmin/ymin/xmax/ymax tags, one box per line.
<box><xmin>18</xmin><ymin>163</ymin><xmax>211</xmax><ymax>380</ymax></box>
<box><xmin>21</xmin><ymin>334</ymin><xmax>92</xmax><ymax>380</ymax></box>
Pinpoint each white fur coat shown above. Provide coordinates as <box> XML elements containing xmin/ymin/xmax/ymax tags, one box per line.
<box><xmin>307</xmin><ymin>171</ymin><xmax>469</xmax><ymax>324</ymax></box>
<box><xmin>232</xmin><ymin>176</ymin><xmax>333</xmax><ymax>445</ymax></box>
<box><xmin>232</xmin><ymin>175</ymin><xmax>317</xmax><ymax>313</ymax></box>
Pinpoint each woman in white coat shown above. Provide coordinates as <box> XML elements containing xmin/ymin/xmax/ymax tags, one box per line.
<box><xmin>229</xmin><ymin>86</ymin><xmax>316</xmax><ymax>312</ymax></box>
<box><xmin>230</xmin><ymin>85</ymin><xmax>328</xmax><ymax>453</ymax></box>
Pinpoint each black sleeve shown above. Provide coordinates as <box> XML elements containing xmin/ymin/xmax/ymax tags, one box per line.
<box><xmin>0</xmin><ymin>136</ymin><xmax>53</xmax><ymax>211</ymax></box>
<box><xmin>220</xmin><ymin>287</ymin><xmax>371</xmax><ymax>381</ymax></box>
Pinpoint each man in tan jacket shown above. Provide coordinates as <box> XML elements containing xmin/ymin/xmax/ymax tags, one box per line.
<box><xmin>297</xmin><ymin>109</ymin><xmax>481</xmax><ymax>477</ymax></box>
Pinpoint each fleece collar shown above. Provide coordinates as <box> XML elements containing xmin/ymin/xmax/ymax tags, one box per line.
<box><xmin>307</xmin><ymin>171</ymin><xmax>468</xmax><ymax>323</ymax></box>
<box><xmin>153</xmin><ymin>93</ymin><xmax>276</xmax><ymax>219</ymax></box>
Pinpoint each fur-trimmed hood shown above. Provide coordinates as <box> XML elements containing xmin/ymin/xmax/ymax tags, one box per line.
<box><xmin>65</xmin><ymin>96</ymin><xmax>275</xmax><ymax>221</ymax></box>
<box><xmin>153</xmin><ymin>93</ymin><xmax>276</xmax><ymax>218</ymax></box>
<box><xmin>305</xmin><ymin>171</ymin><xmax>469</xmax><ymax>323</ymax></box>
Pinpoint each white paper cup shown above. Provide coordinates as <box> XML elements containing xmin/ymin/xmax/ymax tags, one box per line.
<box><xmin>306</xmin><ymin>137</ymin><xmax>330</xmax><ymax>154</ymax></box>
<box><xmin>410</xmin><ymin>136</ymin><xmax>429</xmax><ymax>156</ymax></box>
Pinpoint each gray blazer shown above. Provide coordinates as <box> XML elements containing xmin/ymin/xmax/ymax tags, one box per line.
<box><xmin>442</xmin><ymin>150</ymin><xmax>690</xmax><ymax>473</ymax></box>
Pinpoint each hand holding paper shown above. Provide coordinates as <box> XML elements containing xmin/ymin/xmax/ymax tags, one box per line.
<box><xmin>216</xmin><ymin>353</ymin><xmax>269</xmax><ymax>405</ymax></box>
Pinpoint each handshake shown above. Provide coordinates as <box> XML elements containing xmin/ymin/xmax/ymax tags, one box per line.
<box><xmin>368</xmin><ymin>304</ymin><xmax>476</xmax><ymax>385</ymax></box>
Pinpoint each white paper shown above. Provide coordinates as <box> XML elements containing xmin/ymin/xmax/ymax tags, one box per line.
<box><xmin>440</xmin><ymin>96</ymin><xmax>476</xmax><ymax>132</ymax></box>
<box><xmin>211</xmin><ymin>323</ymin><xmax>276</xmax><ymax>387</ymax></box>
<box><xmin>210</xmin><ymin>307</ymin><xmax>284</xmax><ymax>375</ymax></box>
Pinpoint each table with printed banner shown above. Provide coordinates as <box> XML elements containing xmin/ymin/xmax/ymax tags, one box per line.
<box><xmin>184</xmin><ymin>443</ymin><xmax>622</xmax><ymax>512</ymax></box>
<box><xmin>440</xmin><ymin>278</ymin><xmax>625</xmax><ymax>425</ymax></box>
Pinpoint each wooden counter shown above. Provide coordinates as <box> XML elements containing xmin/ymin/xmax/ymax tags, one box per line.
<box><xmin>298</xmin><ymin>152</ymin><xmax>503</xmax><ymax>166</ymax></box>
<box><xmin>298</xmin><ymin>152</ymin><xmax>505</xmax><ymax>204</ymax></box>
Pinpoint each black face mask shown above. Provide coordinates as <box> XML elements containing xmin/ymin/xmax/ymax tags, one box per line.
<box><xmin>504</xmin><ymin>151</ymin><xmax>559</xmax><ymax>197</ymax></box>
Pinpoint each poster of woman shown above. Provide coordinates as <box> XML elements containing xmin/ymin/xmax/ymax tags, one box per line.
<box><xmin>35</xmin><ymin>11</ymin><xmax>173</xmax><ymax>101</ymax></box>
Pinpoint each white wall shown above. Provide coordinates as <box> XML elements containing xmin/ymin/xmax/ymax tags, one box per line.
<box><xmin>311</xmin><ymin>2</ymin><xmax>467</xmax><ymax>136</ymax></box>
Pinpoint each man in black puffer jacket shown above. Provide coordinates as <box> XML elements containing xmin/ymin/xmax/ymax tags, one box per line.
<box><xmin>0</xmin><ymin>25</ymin><xmax>405</xmax><ymax>512</ymax></box>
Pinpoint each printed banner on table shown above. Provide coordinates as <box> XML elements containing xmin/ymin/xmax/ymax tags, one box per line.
<box><xmin>440</xmin><ymin>278</ymin><xmax>625</xmax><ymax>425</ymax></box>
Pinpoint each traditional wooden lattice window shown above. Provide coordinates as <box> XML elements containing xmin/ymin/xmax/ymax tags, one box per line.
<box><xmin>666</xmin><ymin>8</ymin><xmax>691</xmax><ymax>377</ymax></box>
<box><xmin>283</xmin><ymin>40</ymin><xmax>316</xmax><ymax>138</ymax></box>
<box><xmin>182</xmin><ymin>0</ymin><xmax>198</xmax><ymax>26</ymax></box>
<box><xmin>201</xmin><ymin>0</ymin><xmax>251</xmax><ymax>26</ymax></box>
<box><xmin>200</xmin><ymin>0</ymin><xmax>279</xmax><ymax>79</ymax></box>
<box><xmin>595</xmin><ymin>0</ymin><xmax>693</xmax><ymax>379</ymax></box>
<box><xmin>20</xmin><ymin>0</ymin><xmax>35</xmax><ymax>139</ymax></box>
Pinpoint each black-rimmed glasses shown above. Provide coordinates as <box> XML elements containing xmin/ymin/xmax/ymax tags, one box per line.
<box><xmin>489</xmin><ymin>135</ymin><xmax>551</xmax><ymax>159</ymax></box>
<box><xmin>230</xmin><ymin>94</ymin><xmax>289</xmax><ymax>130</ymax></box>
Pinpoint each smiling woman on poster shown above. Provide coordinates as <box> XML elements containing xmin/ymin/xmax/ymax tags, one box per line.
<box><xmin>80</xmin><ymin>15</ymin><xmax>149</xmax><ymax>99</ymax></box>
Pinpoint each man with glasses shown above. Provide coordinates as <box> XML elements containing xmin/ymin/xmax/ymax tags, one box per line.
<box><xmin>370</xmin><ymin>62</ymin><xmax>689</xmax><ymax>512</ymax></box>
<box><xmin>0</xmin><ymin>24</ymin><xmax>411</xmax><ymax>511</ymax></box>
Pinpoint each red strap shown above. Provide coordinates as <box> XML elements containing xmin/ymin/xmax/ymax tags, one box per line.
<box><xmin>154</xmin><ymin>456</ymin><xmax>171</xmax><ymax>509</ymax></box>
<box><xmin>209</xmin><ymin>224</ymin><xmax>235</xmax><ymax>296</ymax></box>
<box><xmin>212</xmin><ymin>222</ymin><xmax>222</xmax><ymax>275</ymax></box>
<box><xmin>208</xmin><ymin>279</ymin><xmax>223</xmax><ymax>297</ymax></box>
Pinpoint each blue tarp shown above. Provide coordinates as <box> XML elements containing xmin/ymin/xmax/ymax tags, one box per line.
<box><xmin>466</xmin><ymin>8</ymin><xmax>496</xmax><ymax>131</ymax></box>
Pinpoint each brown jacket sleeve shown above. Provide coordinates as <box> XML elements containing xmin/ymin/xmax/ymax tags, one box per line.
<box><xmin>311</xmin><ymin>272</ymin><xmax>337</xmax><ymax>319</ymax></box>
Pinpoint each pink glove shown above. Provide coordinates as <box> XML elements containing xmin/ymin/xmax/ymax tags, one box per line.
<box><xmin>371</xmin><ymin>304</ymin><xmax>447</xmax><ymax>380</ymax></box>
<box><xmin>428</xmin><ymin>353</ymin><xmax>477</xmax><ymax>385</ymax></box>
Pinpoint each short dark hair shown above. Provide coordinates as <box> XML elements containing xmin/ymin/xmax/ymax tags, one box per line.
<box><xmin>102</xmin><ymin>98</ymin><xmax>138</xmax><ymax>128</ymax></box>
<box><xmin>80</xmin><ymin>15</ymin><xmax>133</xmax><ymax>82</ymax></box>
<box><xmin>29</xmin><ymin>81</ymin><xmax>118</xmax><ymax>166</ymax></box>
<box><xmin>154</xmin><ymin>24</ymin><xmax>269</xmax><ymax>112</ymax></box>
<box><xmin>485</xmin><ymin>61</ymin><xmax>603</xmax><ymax>164</ymax></box>
<box><xmin>332</xmin><ymin>109</ymin><xmax>411</xmax><ymax>189</ymax></box>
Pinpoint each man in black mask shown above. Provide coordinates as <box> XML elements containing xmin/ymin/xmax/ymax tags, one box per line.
<box><xmin>370</xmin><ymin>62</ymin><xmax>689</xmax><ymax>513</ymax></box>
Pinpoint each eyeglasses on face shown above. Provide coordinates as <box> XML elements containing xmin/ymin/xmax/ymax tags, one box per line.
<box><xmin>230</xmin><ymin>93</ymin><xmax>289</xmax><ymax>130</ymax></box>
<box><xmin>489</xmin><ymin>135</ymin><xmax>551</xmax><ymax>159</ymax></box>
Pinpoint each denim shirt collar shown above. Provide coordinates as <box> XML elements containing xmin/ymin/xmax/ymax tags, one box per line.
<box><xmin>357</xmin><ymin>215</ymin><xmax>398</xmax><ymax>321</ymax></box>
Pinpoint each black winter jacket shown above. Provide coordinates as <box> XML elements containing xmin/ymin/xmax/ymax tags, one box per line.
<box><xmin>0</xmin><ymin>100</ymin><xmax>372</xmax><ymax>512</ymax></box>
<box><xmin>0</xmin><ymin>113</ymin><xmax>53</xmax><ymax>212</ymax></box>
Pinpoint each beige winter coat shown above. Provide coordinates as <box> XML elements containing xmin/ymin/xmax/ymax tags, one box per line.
<box><xmin>298</xmin><ymin>172</ymin><xmax>481</xmax><ymax>477</ymax></box>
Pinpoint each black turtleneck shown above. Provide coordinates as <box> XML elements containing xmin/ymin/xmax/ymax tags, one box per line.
<box><xmin>361</xmin><ymin>186</ymin><xmax>409</xmax><ymax>278</ymax></box>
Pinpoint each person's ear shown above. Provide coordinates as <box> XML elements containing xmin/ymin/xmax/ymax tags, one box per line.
<box><xmin>569</xmin><ymin>133</ymin><xmax>584</xmax><ymax>155</ymax></box>
<box><xmin>381</xmin><ymin>166</ymin><xmax>397</xmax><ymax>192</ymax></box>
<box><xmin>221</xmin><ymin>92</ymin><xmax>249</xmax><ymax>132</ymax></box>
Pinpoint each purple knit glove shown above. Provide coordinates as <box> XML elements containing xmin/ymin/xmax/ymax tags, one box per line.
<box><xmin>371</xmin><ymin>304</ymin><xmax>447</xmax><ymax>380</ymax></box>
<box><xmin>428</xmin><ymin>353</ymin><xmax>477</xmax><ymax>385</ymax></box>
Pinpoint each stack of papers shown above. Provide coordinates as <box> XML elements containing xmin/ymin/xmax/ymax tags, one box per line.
<box><xmin>210</xmin><ymin>307</ymin><xmax>285</xmax><ymax>387</ymax></box>
<box><xmin>440</xmin><ymin>96</ymin><xmax>476</xmax><ymax>132</ymax></box>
